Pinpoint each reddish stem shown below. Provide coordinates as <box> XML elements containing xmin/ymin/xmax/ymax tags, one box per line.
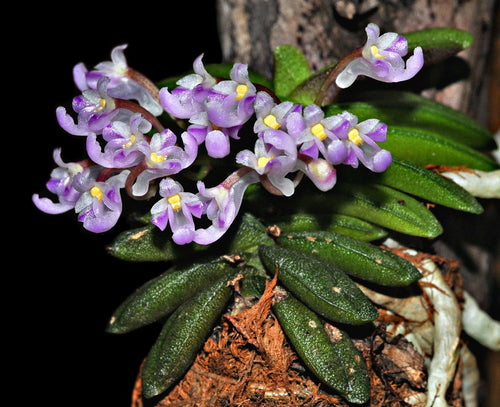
<box><xmin>115</xmin><ymin>99</ymin><xmax>165</xmax><ymax>133</ymax></box>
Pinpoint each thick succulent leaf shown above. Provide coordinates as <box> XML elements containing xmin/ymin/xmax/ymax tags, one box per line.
<box><xmin>382</xmin><ymin>126</ymin><xmax>499</xmax><ymax>171</ymax></box>
<box><xmin>404</xmin><ymin>27</ymin><xmax>474</xmax><ymax>64</ymax></box>
<box><xmin>141</xmin><ymin>272</ymin><xmax>237</xmax><ymax>398</ymax></box>
<box><xmin>324</xmin><ymin>91</ymin><xmax>494</xmax><ymax>149</ymax></box>
<box><xmin>287</xmin><ymin>63</ymin><xmax>337</xmax><ymax>105</ymax></box>
<box><xmin>306</xmin><ymin>183</ymin><xmax>444</xmax><ymax>238</ymax></box>
<box><xmin>107</xmin><ymin>224</ymin><xmax>210</xmax><ymax>262</ymax></box>
<box><xmin>273</xmin><ymin>295</ymin><xmax>370</xmax><ymax>404</ymax></box>
<box><xmin>277</xmin><ymin>230</ymin><xmax>422</xmax><ymax>286</ymax></box>
<box><xmin>227</xmin><ymin>212</ymin><xmax>274</xmax><ymax>253</ymax></box>
<box><xmin>107</xmin><ymin>259</ymin><xmax>234</xmax><ymax>334</ymax></box>
<box><xmin>264</xmin><ymin>213</ymin><xmax>387</xmax><ymax>241</ymax></box>
<box><xmin>338</xmin><ymin>157</ymin><xmax>483</xmax><ymax>214</ymax></box>
<box><xmin>259</xmin><ymin>245</ymin><xmax>378</xmax><ymax>324</ymax></box>
<box><xmin>107</xmin><ymin>213</ymin><xmax>273</xmax><ymax>262</ymax></box>
<box><xmin>273</xmin><ymin>44</ymin><xmax>311</xmax><ymax>99</ymax></box>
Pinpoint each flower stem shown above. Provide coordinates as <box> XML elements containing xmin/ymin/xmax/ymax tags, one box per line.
<box><xmin>126</xmin><ymin>67</ymin><xmax>160</xmax><ymax>103</ymax></box>
<box><xmin>314</xmin><ymin>47</ymin><xmax>362</xmax><ymax>106</ymax></box>
<box><xmin>115</xmin><ymin>99</ymin><xmax>165</xmax><ymax>133</ymax></box>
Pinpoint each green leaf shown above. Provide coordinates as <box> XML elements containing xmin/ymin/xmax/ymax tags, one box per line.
<box><xmin>107</xmin><ymin>259</ymin><xmax>234</xmax><ymax>334</ymax></box>
<box><xmin>245</xmin><ymin>182</ymin><xmax>442</xmax><ymax>238</ymax></box>
<box><xmin>107</xmin><ymin>212</ymin><xmax>274</xmax><ymax>263</ymax></box>
<box><xmin>273</xmin><ymin>295</ymin><xmax>370</xmax><ymax>403</ymax></box>
<box><xmin>324</xmin><ymin>91</ymin><xmax>495</xmax><ymax>149</ymax></box>
<box><xmin>405</xmin><ymin>27</ymin><xmax>473</xmax><ymax>64</ymax></box>
<box><xmin>287</xmin><ymin>64</ymin><xmax>336</xmax><ymax>105</ymax></box>
<box><xmin>277</xmin><ymin>230</ymin><xmax>422</xmax><ymax>287</ymax></box>
<box><xmin>107</xmin><ymin>224</ymin><xmax>210</xmax><ymax>262</ymax></box>
<box><xmin>273</xmin><ymin>44</ymin><xmax>311</xmax><ymax>99</ymax></box>
<box><xmin>141</xmin><ymin>272</ymin><xmax>237</xmax><ymax>398</ymax></box>
<box><xmin>227</xmin><ymin>212</ymin><xmax>274</xmax><ymax>253</ymax></box>
<box><xmin>264</xmin><ymin>213</ymin><xmax>387</xmax><ymax>241</ymax></box>
<box><xmin>338</xmin><ymin>157</ymin><xmax>483</xmax><ymax>214</ymax></box>
<box><xmin>259</xmin><ymin>245</ymin><xmax>378</xmax><ymax>324</ymax></box>
<box><xmin>382</xmin><ymin>126</ymin><xmax>499</xmax><ymax>171</ymax></box>
<box><xmin>326</xmin><ymin>183</ymin><xmax>444</xmax><ymax>238</ymax></box>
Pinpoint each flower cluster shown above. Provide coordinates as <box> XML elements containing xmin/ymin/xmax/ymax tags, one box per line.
<box><xmin>33</xmin><ymin>24</ymin><xmax>423</xmax><ymax>245</ymax></box>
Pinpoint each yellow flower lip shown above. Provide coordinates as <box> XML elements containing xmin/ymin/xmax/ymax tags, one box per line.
<box><xmin>235</xmin><ymin>84</ymin><xmax>248</xmax><ymax>100</ymax></box>
<box><xmin>263</xmin><ymin>114</ymin><xmax>281</xmax><ymax>129</ymax></box>
<box><xmin>348</xmin><ymin>128</ymin><xmax>364</xmax><ymax>145</ymax></box>
<box><xmin>90</xmin><ymin>185</ymin><xmax>103</xmax><ymax>202</ymax></box>
<box><xmin>370</xmin><ymin>45</ymin><xmax>385</xmax><ymax>59</ymax></box>
<box><xmin>257</xmin><ymin>155</ymin><xmax>273</xmax><ymax>168</ymax></box>
<box><xmin>150</xmin><ymin>152</ymin><xmax>166</xmax><ymax>163</ymax></box>
<box><xmin>311</xmin><ymin>123</ymin><xmax>327</xmax><ymax>141</ymax></box>
<box><xmin>167</xmin><ymin>193</ymin><xmax>182</xmax><ymax>211</ymax></box>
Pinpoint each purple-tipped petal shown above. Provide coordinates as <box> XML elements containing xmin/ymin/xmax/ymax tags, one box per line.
<box><xmin>205</xmin><ymin>130</ymin><xmax>230</xmax><ymax>158</ymax></box>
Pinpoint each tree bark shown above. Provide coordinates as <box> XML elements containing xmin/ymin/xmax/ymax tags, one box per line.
<box><xmin>216</xmin><ymin>0</ymin><xmax>496</xmax><ymax>122</ymax></box>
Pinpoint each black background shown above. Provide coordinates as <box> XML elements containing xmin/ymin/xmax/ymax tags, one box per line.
<box><xmin>13</xmin><ymin>2</ymin><xmax>500</xmax><ymax>406</ymax></box>
<box><xmin>18</xmin><ymin>2</ymin><xmax>221</xmax><ymax>406</ymax></box>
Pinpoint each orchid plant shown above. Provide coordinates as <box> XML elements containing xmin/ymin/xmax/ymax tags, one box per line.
<box><xmin>33</xmin><ymin>22</ymin><xmax>500</xmax><ymax>405</ymax></box>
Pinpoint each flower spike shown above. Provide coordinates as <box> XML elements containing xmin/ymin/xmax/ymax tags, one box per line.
<box><xmin>73</xmin><ymin>169</ymin><xmax>130</xmax><ymax>233</ymax></box>
<box><xmin>194</xmin><ymin>169</ymin><xmax>260</xmax><ymax>245</ymax></box>
<box><xmin>74</xmin><ymin>44</ymin><xmax>162</xmax><ymax>116</ymax></box>
<box><xmin>336</xmin><ymin>23</ymin><xmax>424</xmax><ymax>88</ymax></box>
<box><xmin>86</xmin><ymin>113</ymin><xmax>149</xmax><ymax>168</ymax></box>
<box><xmin>159</xmin><ymin>54</ymin><xmax>216</xmax><ymax>119</ymax></box>
<box><xmin>150</xmin><ymin>178</ymin><xmax>204</xmax><ymax>245</ymax></box>
<box><xmin>333</xmin><ymin>112</ymin><xmax>393</xmax><ymax>172</ymax></box>
<box><xmin>32</xmin><ymin>149</ymin><xmax>85</xmax><ymax>214</ymax></box>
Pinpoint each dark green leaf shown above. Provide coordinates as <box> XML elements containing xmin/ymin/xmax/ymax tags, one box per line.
<box><xmin>382</xmin><ymin>126</ymin><xmax>499</xmax><ymax>171</ymax></box>
<box><xmin>338</xmin><ymin>157</ymin><xmax>483</xmax><ymax>214</ymax></box>
<box><xmin>264</xmin><ymin>213</ymin><xmax>387</xmax><ymax>241</ymax></box>
<box><xmin>405</xmin><ymin>27</ymin><xmax>473</xmax><ymax>64</ymax></box>
<box><xmin>107</xmin><ymin>259</ymin><xmax>234</xmax><ymax>334</ymax></box>
<box><xmin>277</xmin><ymin>230</ymin><xmax>421</xmax><ymax>286</ymax></box>
<box><xmin>259</xmin><ymin>245</ymin><xmax>378</xmax><ymax>324</ymax></box>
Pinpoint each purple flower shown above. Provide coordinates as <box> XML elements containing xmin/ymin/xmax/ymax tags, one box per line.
<box><xmin>57</xmin><ymin>77</ymin><xmax>133</xmax><ymax>136</ymax></box>
<box><xmin>193</xmin><ymin>170</ymin><xmax>260</xmax><ymax>245</ymax></box>
<box><xmin>236</xmin><ymin>129</ymin><xmax>297</xmax><ymax>196</ymax></box>
<box><xmin>159</xmin><ymin>54</ymin><xmax>216</xmax><ymax>119</ymax></box>
<box><xmin>287</xmin><ymin>104</ymin><xmax>347</xmax><ymax>163</ymax></box>
<box><xmin>32</xmin><ymin>149</ymin><xmax>84</xmax><ymax>214</ymax></box>
<box><xmin>205</xmin><ymin>63</ymin><xmax>257</xmax><ymax>128</ymax></box>
<box><xmin>253</xmin><ymin>91</ymin><xmax>301</xmax><ymax>134</ymax></box>
<box><xmin>187</xmin><ymin>112</ymin><xmax>241</xmax><ymax>158</ymax></box>
<box><xmin>333</xmin><ymin>112</ymin><xmax>392</xmax><ymax>172</ymax></box>
<box><xmin>336</xmin><ymin>23</ymin><xmax>424</xmax><ymax>88</ymax></box>
<box><xmin>295</xmin><ymin>158</ymin><xmax>337</xmax><ymax>192</ymax></box>
<box><xmin>150</xmin><ymin>178</ymin><xmax>204</xmax><ymax>245</ymax></box>
<box><xmin>74</xmin><ymin>44</ymin><xmax>162</xmax><ymax>116</ymax></box>
<box><xmin>86</xmin><ymin>113</ymin><xmax>150</xmax><ymax>168</ymax></box>
<box><xmin>73</xmin><ymin>169</ymin><xmax>129</xmax><ymax>233</ymax></box>
<box><xmin>132</xmin><ymin>130</ymin><xmax>198</xmax><ymax>197</ymax></box>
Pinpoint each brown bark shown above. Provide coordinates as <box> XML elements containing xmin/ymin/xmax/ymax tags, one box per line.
<box><xmin>216</xmin><ymin>0</ymin><xmax>496</xmax><ymax>122</ymax></box>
